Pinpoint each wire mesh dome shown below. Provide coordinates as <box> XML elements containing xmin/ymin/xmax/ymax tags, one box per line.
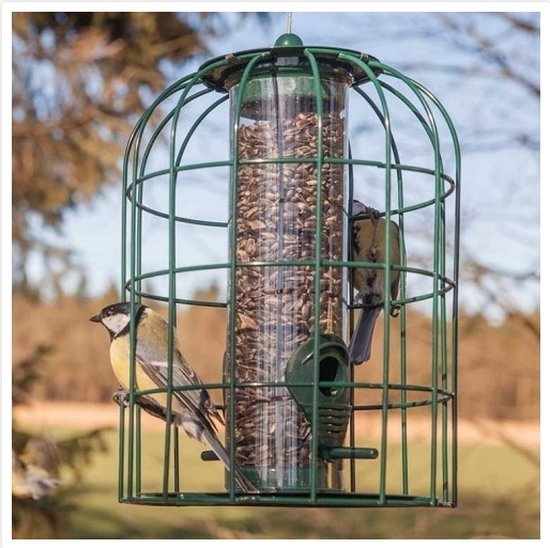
<box><xmin>120</xmin><ymin>32</ymin><xmax>460</xmax><ymax>507</ymax></box>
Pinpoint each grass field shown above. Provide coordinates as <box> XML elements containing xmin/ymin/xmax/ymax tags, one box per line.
<box><xmin>50</xmin><ymin>428</ymin><xmax>539</xmax><ymax>539</ymax></box>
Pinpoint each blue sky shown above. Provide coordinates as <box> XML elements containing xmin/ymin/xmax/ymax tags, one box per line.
<box><xmin>23</xmin><ymin>11</ymin><xmax>540</xmax><ymax>321</ymax></box>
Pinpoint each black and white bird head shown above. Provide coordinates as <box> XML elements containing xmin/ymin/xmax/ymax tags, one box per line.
<box><xmin>90</xmin><ymin>302</ymin><xmax>145</xmax><ymax>339</ymax></box>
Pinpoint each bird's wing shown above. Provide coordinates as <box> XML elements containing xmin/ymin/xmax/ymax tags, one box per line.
<box><xmin>135</xmin><ymin>344</ymin><xmax>222</xmax><ymax>433</ymax></box>
<box><xmin>390</xmin><ymin>219</ymin><xmax>402</xmax><ymax>301</ymax></box>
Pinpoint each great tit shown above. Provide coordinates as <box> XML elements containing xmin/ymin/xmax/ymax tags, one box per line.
<box><xmin>90</xmin><ymin>302</ymin><xmax>254</xmax><ymax>492</ymax></box>
<box><xmin>349</xmin><ymin>200</ymin><xmax>403</xmax><ymax>365</ymax></box>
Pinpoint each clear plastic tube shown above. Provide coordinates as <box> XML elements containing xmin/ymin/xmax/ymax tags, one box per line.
<box><xmin>227</xmin><ymin>69</ymin><xmax>350</xmax><ymax>491</ymax></box>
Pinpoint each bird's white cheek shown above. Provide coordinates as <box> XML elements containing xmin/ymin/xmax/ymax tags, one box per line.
<box><xmin>103</xmin><ymin>313</ymin><xmax>130</xmax><ymax>335</ymax></box>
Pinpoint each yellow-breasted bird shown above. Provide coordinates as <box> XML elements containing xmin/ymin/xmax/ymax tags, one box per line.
<box><xmin>90</xmin><ymin>302</ymin><xmax>254</xmax><ymax>492</ymax></box>
<box><xmin>349</xmin><ymin>200</ymin><xmax>403</xmax><ymax>365</ymax></box>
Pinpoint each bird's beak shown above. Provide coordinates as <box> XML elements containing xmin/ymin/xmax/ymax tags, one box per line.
<box><xmin>89</xmin><ymin>313</ymin><xmax>102</xmax><ymax>323</ymax></box>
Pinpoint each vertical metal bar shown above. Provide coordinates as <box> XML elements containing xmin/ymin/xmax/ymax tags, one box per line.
<box><xmin>121</xmin><ymin>108</ymin><xmax>152</xmax><ymax>500</ymax></box>
<box><xmin>118</xmin><ymin>397</ymin><xmax>126</xmax><ymax>501</ymax></box>
<box><xmin>134</xmin><ymin>129</ymin><xmax>145</xmax><ymax>499</ymax></box>
<box><xmin>173</xmin><ymin>425</ymin><xmax>180</xmax><ymax>493</ymax></box>
<box><xmin>380</xmin><ymin>100</ymin><xmax>392</xmax><ymax>508</ymax></box>
<box><xmin>369</xmin><ymin>63</ymin><xmax>444</xmax><ymax>504</ymax></box>
<box><xmin>119</xmin><ymin>126</ymin><xmax>131</xmax><ymax>501</ymax></box>
<box><xmin>160</xmin><ymin>68</ymin><xmax>223</xmax><ymax>497</ymax></box>
<box><xmin>439</xmin><ymin>197</ymin><xmax>449</xmax><ymax>503</ymax></box>
<box><xmin>228</xmin><ymin>97</ymin><xmax>239</xmax><ymax>502</ymax></box>
<box><xmin>229</xmin><ymin>53</ymin><xmax>266</xmax><ymax>499</ymax></box>
<box><xmin>362</xmin><ymin>59</ymin><xmax>451</xmax><ymax>506</ymax></box>
<box><xmin>429</xmin><ymin>115</ymin><xmax>442</xmax><ymax>507</ymax></box>
<box><xmin>410</xmin><ymin>80</ymin><xmax>461</xmax><ymax>506</ymax></box>
<box><xmin>411</xmin><ymin>83</ymin><xmax>461</xmax><ymax>506</ymax></box>
<box><xmin>304</xmin><ymin>49</ymin><xmax>323</xmax><ymax>504</ymax></box>
<box><xmin>347</xmin><ymin>143</ymin><xmax>356</xmax><ymax>493</ymax></box>
<box><xmin>127</xmin><ymin>113</ymin><xmax>144</xmax><ymax>499</ymax></box>
<box><xmin>135</xmin><ymin>407</ymin><xmax>142</xmax><ymax>495</ymax></box>
<box><xmin>164</xmin><ymin>96</ymin><xmax>186</xmax><ymax>497</ymax></box>
<box><xmin>415</xmin><ymin>86</ymin><xmax>461</xmax><ymax>507</ymax></box>
<box><xmin>394</xmin><ymin>165</ymin><xmax>408</xmax><ymax>497</ymax></box>
<box><xmin>353</xmin><ymin>87</ymin><xmax>409</xmax><ymax>495</ymax></box>
<box><xmin>339</xmin><ymin>53</ymin><xmax>392</xmax><ymax>505</ymax></box>
<box><xmin>451</xmin><ymin>154</ymin><xmax>461</xmax><ymax>507</ymax></box>
<box><xmin>396</xmin><ymin>178</ymin><xmax>408</xmax><ymax>497</ymax></box>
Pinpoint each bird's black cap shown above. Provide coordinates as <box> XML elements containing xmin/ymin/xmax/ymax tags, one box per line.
<box><xmin>89</xmin><ymin>302</ymin><xmax>144</xmax><ymax>322</ymax></box>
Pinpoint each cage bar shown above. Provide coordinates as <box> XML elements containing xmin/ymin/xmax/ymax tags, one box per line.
<box><xmin>117</xmin><ymin>33</ymin><xmax>460</xmax><ymax>507</ymax></box>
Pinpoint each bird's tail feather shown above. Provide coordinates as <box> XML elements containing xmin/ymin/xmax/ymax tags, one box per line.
<box><xmin>349</xmin><ymin>306</ymin><xmax>382</xmax><ymax>365</ymax></box>
<box><xmin>201</xmin><ymin>428</ymin><xmax>255</xmax><ymax>493</ymax></box>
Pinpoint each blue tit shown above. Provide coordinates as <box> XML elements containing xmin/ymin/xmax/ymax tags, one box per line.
<box><xmin>90</xmin><ymin>302</ymin><xmax>254</xmax><ymax>492</ymax></box>
<box><xmin>349</xmin><ymin>200</ymin><xmax>403</xmax><ymax>365</ymax></box>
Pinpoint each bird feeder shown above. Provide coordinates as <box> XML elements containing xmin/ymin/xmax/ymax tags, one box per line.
<box><xmin>120</xmin><ymin>30</ymin><xmax>460</xmax><ymax>507</ymax></box>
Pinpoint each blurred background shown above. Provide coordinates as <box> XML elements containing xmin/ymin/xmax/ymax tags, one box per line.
<box><xmin>11</xmin><ymin>11</ymin><xmax>539</xmax><ymax>539</ymax></box>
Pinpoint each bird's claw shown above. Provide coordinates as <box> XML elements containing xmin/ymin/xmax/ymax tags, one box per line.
<box><xmin>353</xmin><ymin>292</ymin><xmax>366</xmax><ymax>306</ymax></box>
<box><xmin>367</xmin><ymin>207</ymin><xmax>382</xmax><ymax>220</ymax></box>
<box><xmin>113</xmin><ymin>388</ymin><xmax>130</xmax><ymax>408</ymax></box>
<box><xmin>390</xmin><ymin>305</ymin><xmax>401</xmax><ymax>317</ymax></box>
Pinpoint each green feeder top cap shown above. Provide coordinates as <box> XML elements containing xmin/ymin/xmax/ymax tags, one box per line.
<box><xmin>274</xmin><ymin>33</ymin><xmax>304</xmax><ymax>48</ymax></box>
<box><xmin>198</xmin><ymin>42</ymin><xmax>381</xmax><ymax>92</ymax></box>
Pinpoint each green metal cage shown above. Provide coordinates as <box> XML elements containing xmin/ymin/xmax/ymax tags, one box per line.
<box><xmin>120</xmin><ymin>32</ymin><xmax>460</xmax><ymax>507</ymax></box>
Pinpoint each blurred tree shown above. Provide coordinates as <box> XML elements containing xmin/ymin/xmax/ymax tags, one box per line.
<box><xmin>442</xmin><ymin>13</ymin><xmax>539</xmax><ymax>326</ymax></box>
<box><xmin>394</xmin><ymin>12</ymin><xmax>540</xmax><ymax>321</ymax></box>
<box><xmin>388</xmin><ymin>14</ymin><xmax>540</xmax><ymax>453</ymax></box>
<box><xmin>329</xmin><ymin>12</ymin><xmax>539</xmax><ymax>322</ymax></box>
<box><xmin>12</xmin><ymin>12</ymin><xmax>270</xmax><ymax>294</ymax></box>
<box><xmin>398</xmin><ymin>13</ymin><xmax>539</xmax><ymax>100</ymax></box>
<box><xmin>11</xmin><ymin>13</ymin><xmax>274</xmax><ymax>538</ymax></box>
<box><xmin>12</xmin><ymin>337</ymin><xmax>109</xmax><ymax>538</ymax></box>
<box><xmin>12</xmin><ymin>12</ymin><xmax>539</xmax><ymax>310</ymax></box>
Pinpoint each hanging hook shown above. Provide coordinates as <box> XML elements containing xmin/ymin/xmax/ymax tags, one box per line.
<box><xmin>287</xmin><ymin>12</ymin><xmax>293</xmax><ymax>34</ymax></box>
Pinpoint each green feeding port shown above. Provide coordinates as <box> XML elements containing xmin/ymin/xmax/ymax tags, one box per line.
<box><xmin>285</xmin><ymin>334</ymin><xmax>352</xmax><ymax>449</ymax></box>
<box><xmin>119</xmin><ymin>32</ymin><xmax>460</xmax><ymax>507</ymax></box>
